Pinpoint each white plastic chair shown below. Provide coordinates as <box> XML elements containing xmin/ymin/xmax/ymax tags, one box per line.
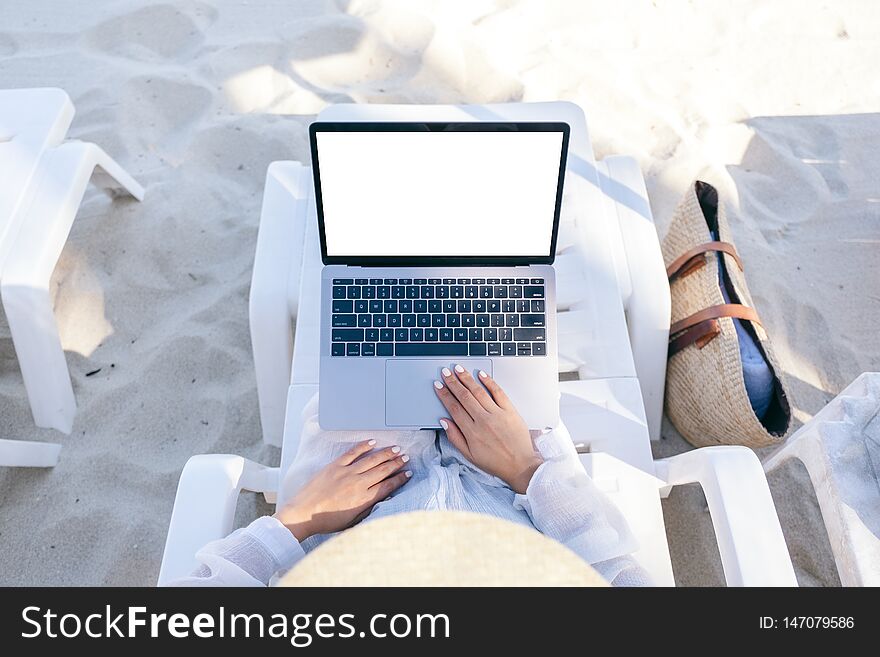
<box><xmin>159</xmin><ymin>102</ymin><xmax>795</xmax><ymax>586</ymax></box>
<box><xmin>0</xmin><ymin>88</ymin><xmax>143</xmax><ymax>447</ymax></box>
<box><xmin>248</xmin><ymin>162</ymin><xmax>310</xmax><ymax>448</ymax></box>
<box><xmin>0</xmin><ymin>438</ymin><xmax>62</xmax><ymax>468</ymax></box>
<box><xmin>763</xmin><ymin>372</ymin><xmax>880</xmax><ymax>586</ymax></box>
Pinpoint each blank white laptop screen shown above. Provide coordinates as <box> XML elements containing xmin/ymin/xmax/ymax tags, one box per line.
<box><xmin>314</xmin><ymin>128</ymin><xmax>566</xmax><ymax>258</ymax></box>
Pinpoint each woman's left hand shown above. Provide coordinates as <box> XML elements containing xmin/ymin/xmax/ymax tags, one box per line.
<box><xmin>274</xmin><ymin>440</ymin><xmax>411</xmax><ymax>541</ymax></box>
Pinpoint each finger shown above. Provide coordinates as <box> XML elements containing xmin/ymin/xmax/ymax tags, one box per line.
<box><xmin>351</xmin><ymin>445</ymin><xmax>403</xmax><ymax>473</ymax></box>
<box><xmin>451</xmin><ymin>364</ymin><xmax>498</xmax><ymax>412</ymax></box>
<box><xmin>335</xmin><ymin>439</ymin><xmax>377</xmax><ymax>466</ymax></box>
<box><xmin>476</xmin><ymin>369</ymin><xmax>513</xmax><ymax>409</ymax></box>
<box><xmin>434</xmin><ymin>378</ymin><xmax>476</xmax><ymax>428</ymax></box>
<box><xmin>370</xmin><ymin>470</ymin><xmax>413</xmax><ymax>501</ymax></box>
<box><xmin>439</xmin><ymin>418</ymin><xmax>472</xmax><ymax>459</ymax></box>
<box><xmin>363</xmin><ymin>453</ymin><xmax>410</xmax><ymax>486</ymax></box>
<box><xmin>440</xmin><ymin>366</ymin><xmax>487</xmax><ymax>417</ymax></box>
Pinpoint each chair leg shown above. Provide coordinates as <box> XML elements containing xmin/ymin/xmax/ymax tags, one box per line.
<box><xmin>0</xmin><ymin>141</ymin><xmax>142</xmax><ymax>434</ymax></box>
<box><xmin>0</xmin><ymin>439</ymin><xmax>61</xmax><ymax>467</ymax></box>
<box><xmin>84</xmin><ymin>142</ymin><xmax>145</xmax><ymax>200</ymax></box>
<box><xmin>0</xmin><ymin>284</ymin><xmax>75</xmax><ymax>433</ymax></box>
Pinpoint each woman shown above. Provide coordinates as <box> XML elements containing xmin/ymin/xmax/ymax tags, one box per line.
<box><xmin>171</xmin><ymin>366</ymin><xmax>651</xmax><ymax>586</ymax></box>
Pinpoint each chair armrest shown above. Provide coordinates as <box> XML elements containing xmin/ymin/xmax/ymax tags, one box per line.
<box><xmin>598</xmin><ymin>155</ymin><xmax>669</xmax><ymax>442</ymax></box>
<box><xmin>654</xmin><ymin>446</ymin><xmax>797</xmax><ymax>586</ymax></box>
<box><xmin>157</xmin><ymin>455</ymin><xmax>278</xmax><ymax>585</ymax></box>
<box><xmin>249</xmin><ymin>161</ymin><xmax>310</xmax><ymax>446</ymax></box>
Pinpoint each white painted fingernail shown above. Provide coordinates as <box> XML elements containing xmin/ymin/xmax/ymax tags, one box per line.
<box><xmin>439</xmin><ymin>419</ymin><xmax>449</xmax><ymax>430</ymax></box>
<box><xmin>401</xmin><ymin>454</ymin><xmax>410</xmax><ymax>463</ymax></box>
<box><xmin>454</xmin><ymin>364</ymin><xmax>465</xmax><ymax>373</ymax></box>
<box><xmin>433</xmin><ymin>380</ymin><xmax>443</xmax><ymax>389</ymax></box>
<box><xmin>368</xmin><ymin>439</ymin><xmax>377</xmax><ymax>446</ymax></box>
<box><xmin>392</xmin><ymin>445</ymin><xmax>401</xmax><ymax>454</ymax></box>
<box><xmin>405</xmin><ymin>471</ymin><xmax>413</xmax><ymax>478</ymax></box>
<box><xmin>442</xmin><ymin>367</ymin><xmax>452</xmax><ymax>377</ymax></box>
<box><xmin>479</xmin><ymin>370</ymin><xmax>488</xmax><ymax>378</ymax></box>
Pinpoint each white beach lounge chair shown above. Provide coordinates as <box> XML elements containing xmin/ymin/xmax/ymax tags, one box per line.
<box><xmin>763</xmin><ymin>372</ymin><xmax>880</xmax><ymax>586</ymax></box>
<box><xmin>248</xmin><ymin>106</ymin><xmax>669</xmax><ymax>449</ymax></box>
<box><xmin>0</xmin><ymin>88</ymin><xmax>143</xmax><ymax>458</ymax></box>
<box><xmin>158</xmin><ymin>102</ymin><xmax>796</xmax><ymax>586</ymax></box>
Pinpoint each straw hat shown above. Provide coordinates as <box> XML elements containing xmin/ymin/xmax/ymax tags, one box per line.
<box><xmin>277</xmin><ymin>511</ymin><xmax>607</xmax><ymax>587</ymax></box>
<box><xmin>662</xmin><ymin>181</ymin><xmax>792</xmax><ymax>448</ymax></box>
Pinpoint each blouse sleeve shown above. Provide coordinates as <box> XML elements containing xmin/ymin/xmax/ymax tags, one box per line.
<box><xmin>164</xmin><ymin>515</ymin><xmax>306</xmax><ymax>587</ymax></box>
<box><xmin>513</xmin><ymin>438</ymin><xmax>653</xmax><ymax>587</ymax></box>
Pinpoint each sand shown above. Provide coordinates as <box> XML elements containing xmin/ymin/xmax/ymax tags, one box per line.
<box><xmin>1</xmin><ymin>0</ymin><xmax>878</xmax><ymax>586</ymax></box>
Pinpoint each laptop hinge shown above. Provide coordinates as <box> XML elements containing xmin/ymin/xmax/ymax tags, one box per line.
<box><xmin>346</xmin><ymin>262</ymin><xmax>552</xmax><ymax>269</ymax></box>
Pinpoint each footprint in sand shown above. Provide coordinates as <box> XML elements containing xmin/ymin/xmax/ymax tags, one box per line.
<box><xmin>283</xmin><ymin>12</ymin><xmax>433</xmax><ymax>96</ymax></box>
<box><xmin>82</xmin><ymin>3</ymin><xmax>217</xmax><ymax>61</ymax></box>
<box><xmin>282</xmin><ymin>10</ymin><xmax>522</xmax><ymax>103</ymax></box>
<box><xmin>117</xmin><ymin>75</ymin><xmax>213</xmax><ymax>160</ymax></box>
<box><xmin>284</xmin><ymin>14</ymin><xmax>433</xmax><ymax>102</ymax></box>
<box><xmin>768</xmin><ymin>284</ymin><xmax>859</xmax><ymax>402</ymax></box>
<box><xmin>729</xmin><ymin>131</ymin><xmax>824</xmax><ymax>244</ymax></box>
<box><xmin>764</xmin><ymin>119</ymin><xmax>850</xmax><ymax>199</ymax></box>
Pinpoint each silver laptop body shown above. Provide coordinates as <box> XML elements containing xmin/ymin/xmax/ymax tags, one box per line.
<box><xmin>312</xmin><ymin>121</ymin><xmax>570</xmax><ymax>430</ymax></box>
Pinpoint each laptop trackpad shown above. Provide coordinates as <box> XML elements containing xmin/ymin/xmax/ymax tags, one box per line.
<box><xmin>385</xmin><ymin>359</ymin><xmax>492</xmax><ymax>428</ymax></box>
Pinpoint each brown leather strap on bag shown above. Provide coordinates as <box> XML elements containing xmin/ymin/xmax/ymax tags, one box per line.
<box><xmin>668</xmin><ymin>303</ymin><xmax>762</xmax><ymax>357</ymax></box>
<box><xmin>668</xmin><ymin>319</ymin><xmax>721</xmax><ymax>357</ymax></box>
<box><xmin>666</xmin><ymin>241</ymin><xmax>743</xmax><ymax>281</ymax></box>
<box><xmin>671</xmin><ymin>303</ymin><xmax>762</xmax><ymax>335</ymax></box>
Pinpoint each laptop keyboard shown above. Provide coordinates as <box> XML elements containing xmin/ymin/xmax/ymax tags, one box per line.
<box><xmin>329</xmin><ymin>277</ymin><xmax>547</xmax><ymax>357</ymax></box>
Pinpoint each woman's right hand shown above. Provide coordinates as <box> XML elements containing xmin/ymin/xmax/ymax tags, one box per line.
<box><xmin>274</xmin><ymin>440</ymin><xmax>411</xmax><ymax>541</ymax></box>
<box><xmin>434</xmin><ymin>366</ymin><xmax>543</xmax><ymax>494</ymax></box>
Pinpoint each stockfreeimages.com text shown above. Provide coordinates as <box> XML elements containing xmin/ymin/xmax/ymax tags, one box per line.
<box><xmin>21</xmin><ymin>605</ymin><xmax>450</xmax><ymax>646</ymax></box>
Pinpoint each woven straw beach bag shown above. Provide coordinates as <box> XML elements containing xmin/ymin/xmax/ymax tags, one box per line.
<box><xmin>662</xmin><ymin>181</ymin><xmax>791</xmax><ymax>448</ymax></box>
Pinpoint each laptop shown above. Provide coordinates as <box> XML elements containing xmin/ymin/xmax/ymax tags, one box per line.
<box><xmin>311</xmin><ymin>121</ymin><xmax>570</xmax><ymax>430</ymax></box>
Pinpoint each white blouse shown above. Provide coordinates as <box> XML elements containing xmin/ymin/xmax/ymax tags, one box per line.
<box><xmin>169</xmin><ymin>419</ymin><xmax>651</xmax><ymax>587</ymax></box>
